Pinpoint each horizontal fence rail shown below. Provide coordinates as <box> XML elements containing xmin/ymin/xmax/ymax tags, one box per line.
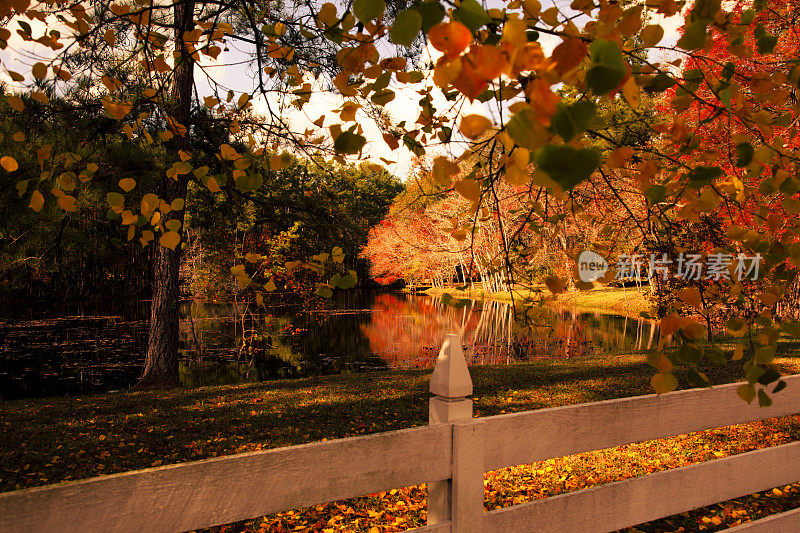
<box><xmin>482</xmin><ymin>374</ymin><xmax>800</xmax><ymax>471</ymax></box>
<box><xmin>727</xmin><ymin>506</ymin><xmax>800</xmax><ymax>531</ymax></box>
<box><xmin>483</xmin><ymin>441</ymin><xmax>800</xmax><ymax>533</ymax></box>
<box><xmin>2</xmin><ymin>334</ymin><xmax>799</xmax><ymax>533</ymax></box>
<box><xmin>0</xmin><ymin>425</ymin><xmax>452</xmax><ymax>533</ymax></box>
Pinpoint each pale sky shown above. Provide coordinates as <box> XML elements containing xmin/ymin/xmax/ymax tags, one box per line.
<box><xmin>1</xmin><ymin>1</ymin><xmax>688</xmax><ymax>181</ymax></box>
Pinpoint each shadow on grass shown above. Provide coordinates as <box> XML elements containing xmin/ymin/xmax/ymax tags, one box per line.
<box><xmin>0</xmin><ymin>350</ymin><xmax>780</xmax><ymax>493</ymax></box>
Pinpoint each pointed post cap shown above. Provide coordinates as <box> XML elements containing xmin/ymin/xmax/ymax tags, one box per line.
<box><xmin>430</xmin><ymin>334</ymin><xmax>473</xmax><ymax>398</ymax></box>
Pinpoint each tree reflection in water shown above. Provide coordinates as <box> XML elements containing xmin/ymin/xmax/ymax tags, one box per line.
<box><xmin>360</xmin><ymin>294</ymin><xmax>658</xmax><ymax>368</ymax></box>
<box><xmin>0</xmin><ymin>292</ymin><xmax>658</xmax><ymax>398</ymax></box>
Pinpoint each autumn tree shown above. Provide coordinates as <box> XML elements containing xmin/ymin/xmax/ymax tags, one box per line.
<box><xmin>4</xmin><ymin>0</ymin><xmax>800</xmax><ymax>400</ymax></box>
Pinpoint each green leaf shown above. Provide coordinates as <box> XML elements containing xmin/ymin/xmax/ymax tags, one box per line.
<box><xmin>418</xmin><ymin>1</ymin><xmax>445</xmax><ymax>33</ymax></box>
<box><xmin>353</xmin><ymin>0</ymin><xmax>385</xmax><ymax>23</ymax></box>
<box><xmin>651</xmin><ymin>372</ymin><xmax>678</xmax><ymax>394</ymax></box>
<box><xmin>757</xmin><ymin>388</ymin><xmax>772</xmax><ymax>407</ymax></box>
<box><xmin>773</xmin><ymin>380</ymin><xmax>787</xmax><ymax>394</ymax></box>
<box><xmin>550</xmin><ymin>100</ymin><xmax>596</xmax><ymax>142</ymax></box>
<box><xmin>677</xmin><ymin>20</ymin><xmax>708</xmax><ymax>51</ymax></box>
<box><xmin>687</xmin><ymin>369</ymin><xmax>711</xmax><ymax>388</ymax></box>
<box><xmin>737</xmin><ymin>383</ymin><xmax>756</xmax><ymax>403</ymax></box>
<box><xmin>334</xmin><ymin>131</ymin><xmax>366</xmax><ymax>154</ymax></box>
<box><xmin>757</xmin><ymin>33</ymin><xmax>778</xmax><ymax>55</ymax></box>
<box><xmin>15</xmin><ymin>180</ymin><xmax>28</xmax><ymax>197</ymax></box>
<box><xmin>746</xmin><ymin>364</ymin><xmax>766</xmax><ymax>384</ymax></box>
<box><xmin>390</xmin><ymin>8</ymin><xmax>422</xmax><ymax>46</ymax></box>
<box><xmin>706</xmin><ymin>346</ymin><xmax>727</xmax><ymax>366</ymax></box>
<box><xmin>17</xmin><ymin>20</ymin><xmax>32</xmax><ymax>36</ymax></box>
<box><xmin>726</xmin><ymin>316</ymin><xmax>748</xmax><ymax>337</ymax></box>
<box><xmin>107</xmin><ymin>192</ymin><xmax>124</xmax><ymax>207</ymax></box>
<box><xmin>585</xmin><ymin>39</ymin><xmax>627</xmax><ymax>95</ymax></box>
<box><xmin>754</xmin><ymin>345</ymin><xmax>776</xmax><ymax>364</ymax></box>
<box><xmin>371</xmin><ymin>88</ymin><xmax>395</xmax><ymax>106</ymax></box>
<box><xmin>721</xmin><ymin>61</ymin><xmax>735</xmax><ymax>80</ymax></box>
<box><xmin>315</xmin><ymin>285</ymin><xmax>333</xmax><ymax>298</ymax></box>
<box><xmin>643</xmin><ymin>72</ymin><xmax>676</xmax><ymax>93</ymax></box>
<box><xmin>686</xmin><ymin>166</ymin><xmax>723</xmax><ymax>185</ymax></box>
<box><xmin>403</xmin><ymin>133</ymin><xmax>425</xmax><ymax>156</ymax></box>
<box><xmin>453</xmin><ymin>0</ymin><xmax>491</xmax><ymax>33</ymax></box>
<box><xmin>735</xmin><ymin>142</ymin><xmax>754</xmax><ymax>167</ymax></box>
<box><xmin>534</xmin><ymin>144</ymin><xmax>601</xmax><ymax>190</ymax></box>
<box><xmin>336</xmin><ymin>274</ymin><xmax>357</xmax><ymax>289</ymax></box>
<box><xmin>505</xmin><ymin>109</ymin><xmax>537</xmax><ymax>150</ymax></box>
<box><xmin>684</xmin><ymin>69</ymin><xmax>704</xmax><ymax>83</ymax></box>
<box><xmin>757</xmin><ymin>368</ymin><xmax>781</xmax><ymax>386</ymax></box>
<box><xmin>677</xmin><ymin>343</ymin><xmax>702</xmax><ymax>365</ymax></box>
<box><xmin>645</xmin><ymin>185</ymin><xmax>666</xmax><ymax>204</ymax></box>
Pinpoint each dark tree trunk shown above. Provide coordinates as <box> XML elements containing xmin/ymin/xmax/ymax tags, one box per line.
<box><xmin>136</xmin><ymin>0</ymin><xmax>196</xmax><ymax>389</ymax></box>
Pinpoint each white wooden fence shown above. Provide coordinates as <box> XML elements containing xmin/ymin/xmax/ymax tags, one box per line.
<box><xmin>2</xmin><ymin>334</ymin><xmax>800</xmax><ymax>532</ymax></box>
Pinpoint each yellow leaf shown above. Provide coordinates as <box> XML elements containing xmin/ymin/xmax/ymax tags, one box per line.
<box><xmin>29</xmin><ymin>190</ymin><xmax>44</xmax><ymax>212</ymax></box>
<box><xmin>651</xmin><ymin>372</ymin><xmax>678</xmax><ymax>394</ymax></box>
<box><xmin>101</xmin><ymin>75</ymin><xmax>122</xmax><ymax>93</ymax></box>
<box><xmin>639</xmin><ymin>24</ymin><xmax>664</xmax><ymax>47</ymax></box>
<box><xmin>57</xmin><ymin>195</ymin><xmax>77</xmax><ymax>212</ymax></box>
<box><xmin>118</xmin><ymin>178</ymin><xmax>136</xmax><ymax>192</ymax></box>
<box><xmin>57</xmin><ymin>172</ymin><xmax>76</xmax><ymax>192</ymax></box>
<box><xmin>206</xmin><ymin>176</ymin><xmax>221</xmax><ymax>192</ymax></box>
<box><xmin>12</xmin><ymin>131</ymin><xmax>24</xmax><ymax>142</ymax></box>
<box><xmin>165</xmin><ymin>219</ymin><xmax>181</xmax><ymax>232</ymax></box>
<box><xmin>101</xmin><ymin>98</ymin><xmax>131</xmax><ymax>120</ymax></box>
<box><xmin>31</xmin><ymin>62</ymin><xmax>47</xmax><ymax>80</ymax></box>
<box><xmin>733</xmin><ymin>346</ymin><xmax>744</xmax><ymax>360</ymax></box>
<box><xmin>677</xmin><ymin>286</ymin><xmax>702</xmax><ymax>309</ymax></box>
<box><xmin>1</xmin><ymin>156</ymin><xmax>19</xmax><ymax>172</ymax></box>
<box><xmin>31</xmin><ymin>91</ymin><xmax>48</xmax><ymax>104</ymax></box>
<box><xmin>544</xmin><ymin>275</ymin><xmax>564</xmax><ymax>294</ymax></box>
<box><xmin>7</xmin><ymin>95</ymin><xmax>24</xmax><ymax>112</ymax></box>
<box><xmin>454</xmin><ymin>178</ymin><xmax>481</xmax><ymax>202</ymax></box>
<box><xmin>459</xmin><ymin>114</ymin><xmax>493</xmax><ymax>140</ymax></box>
<box><xmin>264</xmin><ymin>280</ymin><xmax>277</xmax><ymax>292</ymax></box>
<box><xmin>170</xmin><ymin>198</ymin><xmax>185</xmax><ymax>211</ymax></box>
<box><xmin>159</xmin><ymin>231</ymin><xmax>181</xmax><ymax>250</ymax></box>
<box><xmin>220</xmin><ymin>144</ymin><xmax>239</xmax><ymax>160</ymax></box>
<box><xmin>622</xmin><ymin>77</ymin><xmax>640</xmax><ymax>109</ymax></box>
<box><xmin>432</xmin><ymin>156</ymin><xmax>459</xmax><ymax>186</ymax></box>
<box><xmin>237</xmin><ymin>93</ymin><xmax>251</xmax><ymax>108</ymax></box>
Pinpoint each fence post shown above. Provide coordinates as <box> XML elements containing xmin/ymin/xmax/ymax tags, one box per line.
<box><xmin>428</xmin><ymin>333</ymin><xmax>483</xmax><ymax>529</ymax></box>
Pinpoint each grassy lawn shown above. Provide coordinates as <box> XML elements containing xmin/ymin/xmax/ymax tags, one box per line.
<box><xmin>2</xmin><ymin>345</ymin><xmax>800</xmax><ymax>531</ymax></box>
<box><xmin>422</xmin><ymin>286</ymin><xmax>652</xmax><ymax>318</ymax></box>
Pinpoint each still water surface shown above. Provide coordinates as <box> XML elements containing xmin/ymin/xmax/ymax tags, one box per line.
<box><xmin>0</xmin><ymin>291</ymin><xmax>658</xmax><ymax>399</ymax></box>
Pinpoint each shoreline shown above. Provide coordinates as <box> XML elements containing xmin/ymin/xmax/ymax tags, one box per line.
<box><xmin>415</xmin><ymin>286</ymin><xmax>652</xmax><ymax>318</ymax></box>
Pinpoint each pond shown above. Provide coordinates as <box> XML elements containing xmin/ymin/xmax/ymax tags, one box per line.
<box><xmin>0</xmin><ymin>291</ymin><xmax>659</xmax><ymax>400</ymax></box>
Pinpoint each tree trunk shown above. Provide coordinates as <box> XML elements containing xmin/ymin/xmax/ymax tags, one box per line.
<box><xmin>136</xmin><ymin>0</ymin><xmax>195</xmax><ymax>389</ymax></box>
